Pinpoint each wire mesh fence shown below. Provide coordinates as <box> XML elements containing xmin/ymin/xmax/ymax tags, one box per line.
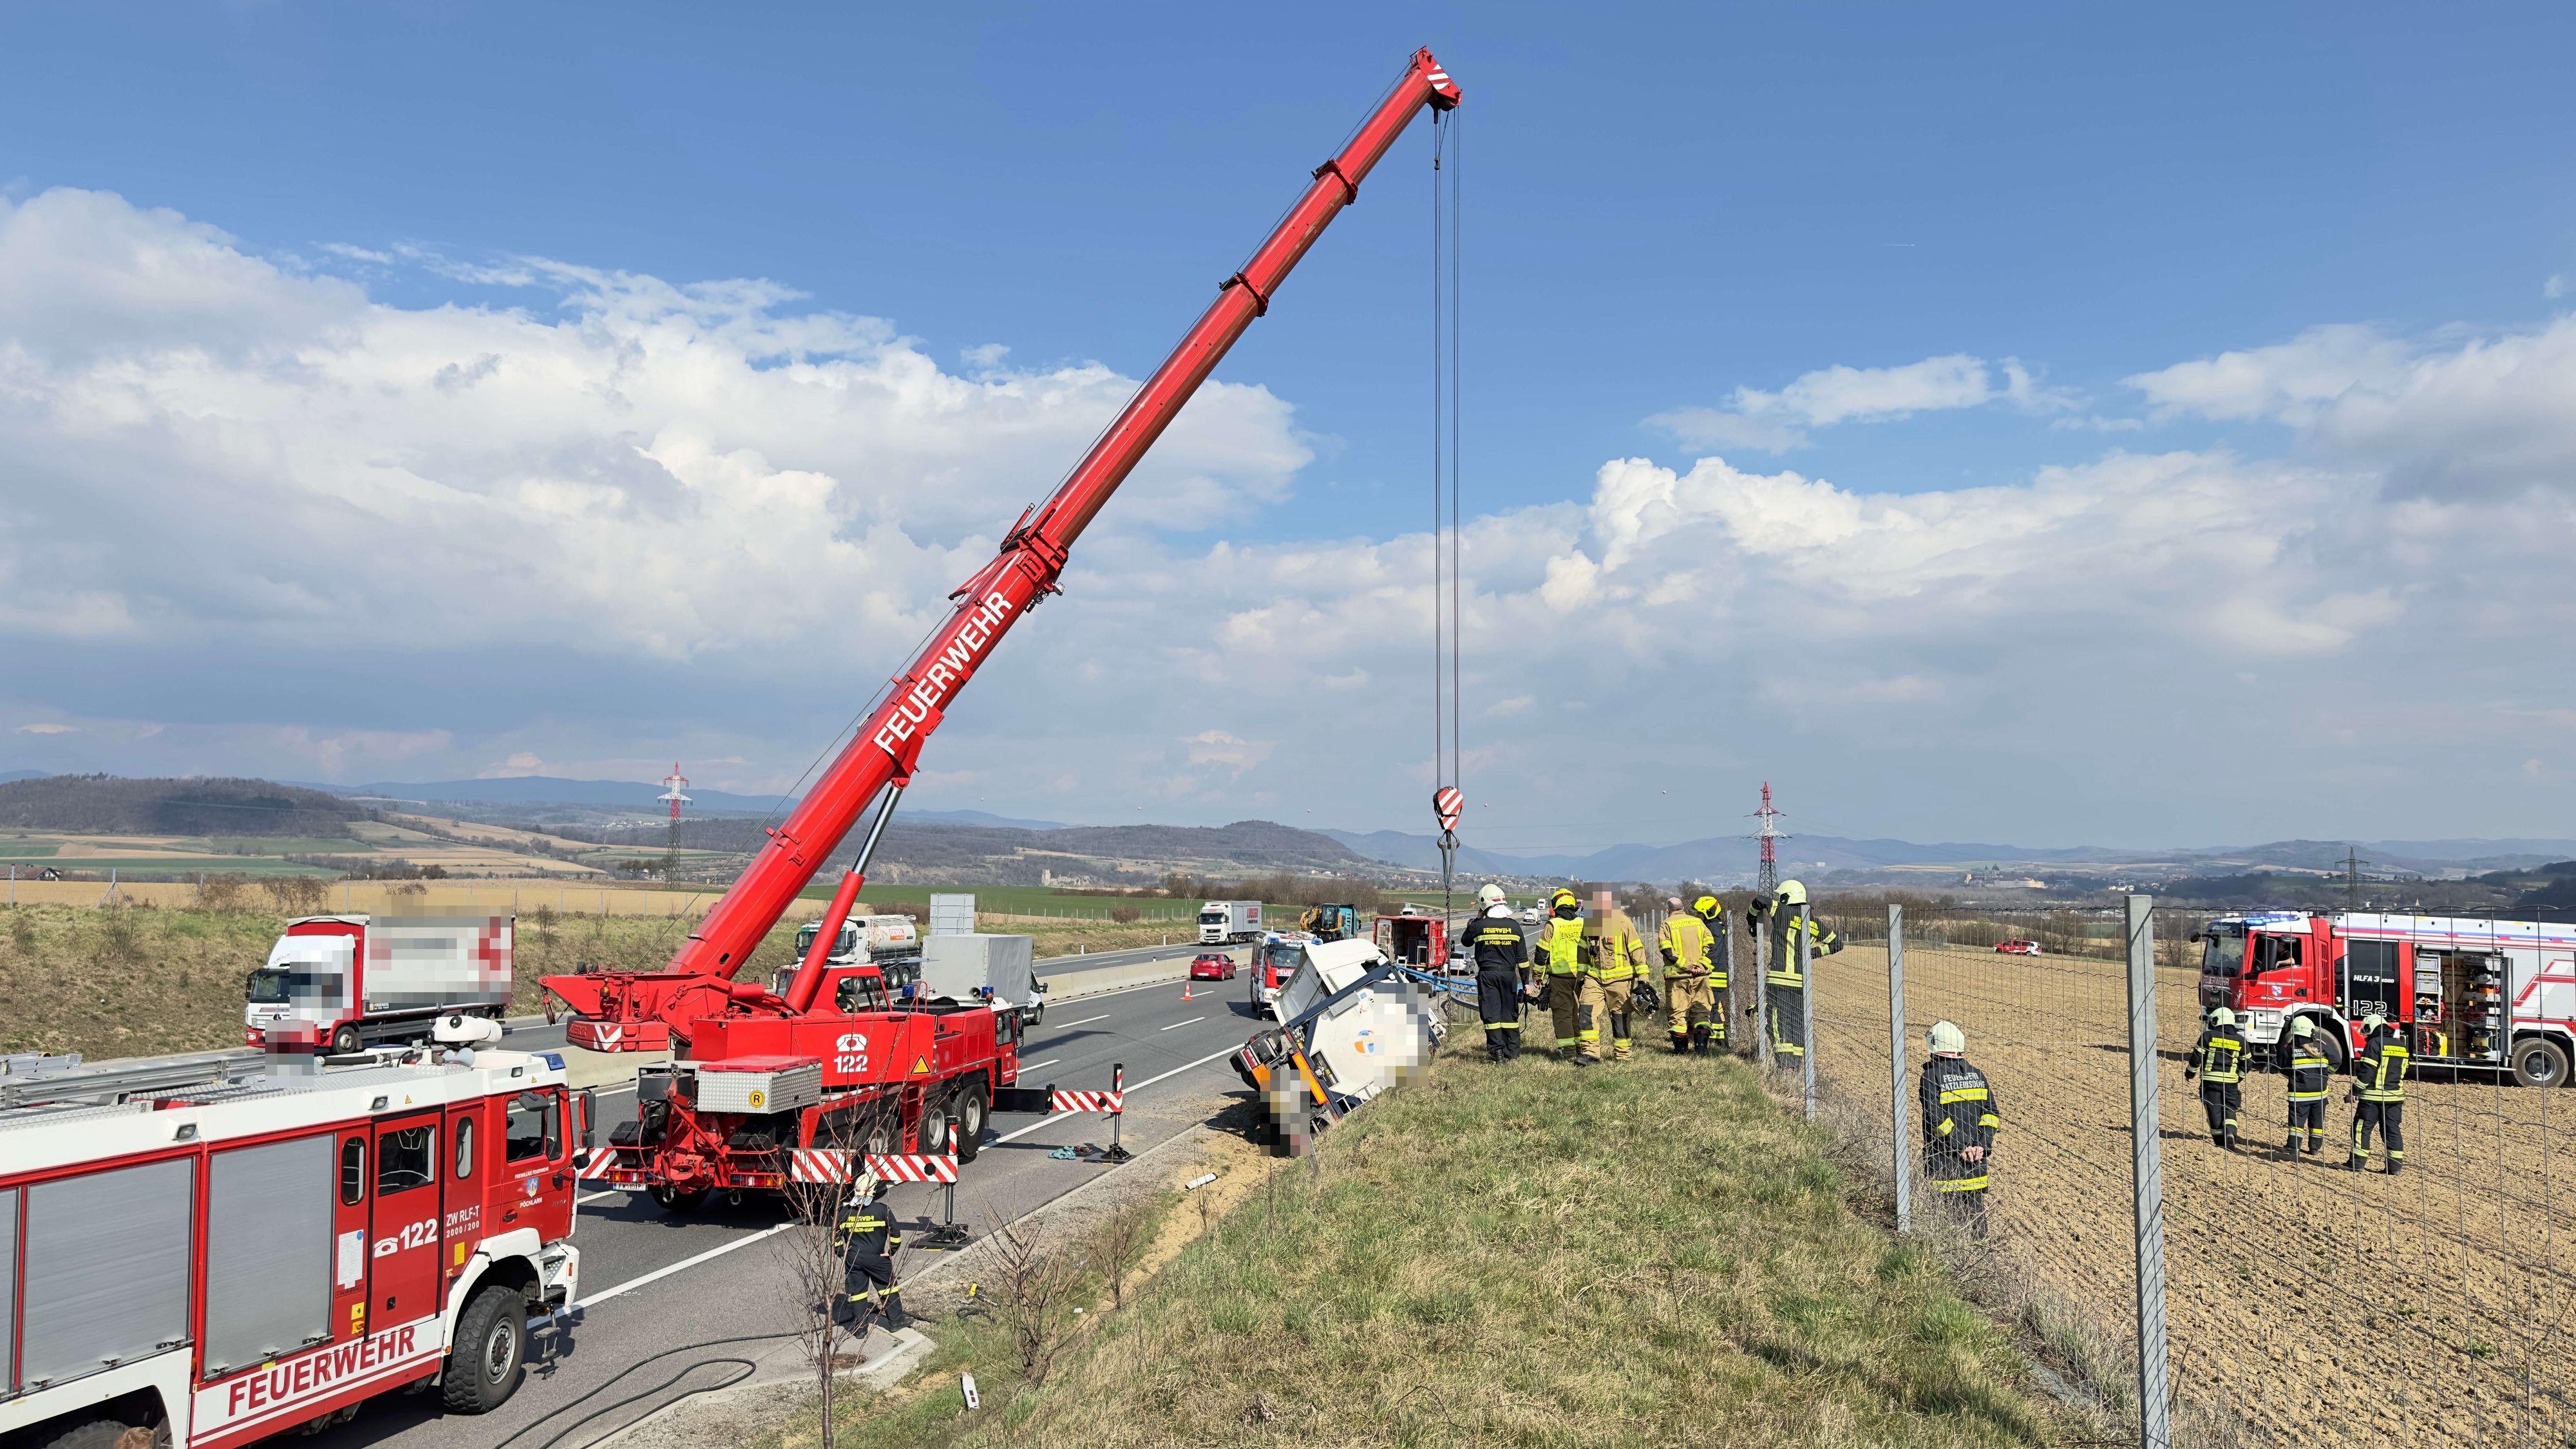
<box><xmin>1784</xmin><ymin>897</ymin><xmax>2576</xmax><ymax>1448</ymax></box>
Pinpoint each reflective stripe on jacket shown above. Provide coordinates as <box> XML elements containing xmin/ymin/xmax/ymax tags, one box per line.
<box><xmin>1584</xmin><ymin>911</ymin><xmax>1647</xmax><ymax>981</ymax></box>
<box><xmin>1659</xmin><ymin>912</ymin><xmax>1718</xmax><ymax>980</ymax></box>
<box><xmin>2285</xmin><ymin>1042</ymin><xmax>2331</xmax><ymax>1102</ymax></box>
<box><xmin>1766</xmin><ymin>911</ymin><xmax>1840</xmax><ymax>987</ymax></box>
<box><xmin>1918</xmin><ymin>1057</ymin><xmax>2001</xmax><ymax>1192</ymax></box>
<box><xmin>1468</xmin><ymin>906</ymin><xmax>1527</xmax><ymax>972</ymax></box>
<box><xmin>2190</xmin><ymin>1028</ymin><xmax>2244</xmax><ymax>1084</ymax></box>
<box><xmin>2354</xmin><ymin>1039</ymin><xmax>2410</xmax><ymax>1103</ymax></box>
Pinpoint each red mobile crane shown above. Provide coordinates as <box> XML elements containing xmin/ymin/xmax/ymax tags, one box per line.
<box><xmin>543</xmin><ymin>49</ymin><xmax>1464</xmax><ymax>1207</ymax></box>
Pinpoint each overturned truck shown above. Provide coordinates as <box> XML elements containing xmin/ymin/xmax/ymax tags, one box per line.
<box><xmin>1233</xmin><ymin>938</ymin><xmax>1444</xmax><ymax>1148</ymax></box>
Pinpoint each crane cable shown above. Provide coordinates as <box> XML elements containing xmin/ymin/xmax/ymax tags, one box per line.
<box><xmin>1430</xmin><ymin>107</ymin><xmax>1464</xmax><ymax>914</ymax></box>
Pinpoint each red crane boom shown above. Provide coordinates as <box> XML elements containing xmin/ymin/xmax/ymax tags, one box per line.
<box><xmin>546</xmin><ymin>48</ymin><xmax>1461</xmax><ymax>1049</ymax></box>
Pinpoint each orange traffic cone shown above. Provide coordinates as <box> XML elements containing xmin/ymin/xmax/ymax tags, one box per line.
<box><xmin>1180</xmin><ymin>978</ymin><xmax>1197</xmax><ymax>1002</ymax></box>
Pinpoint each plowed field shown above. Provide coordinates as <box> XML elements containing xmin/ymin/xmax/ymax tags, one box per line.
<box><xmin>1789</xmin><ymin>941</ymin><xmax>2576</xmax><ymax>1447</ymax></box>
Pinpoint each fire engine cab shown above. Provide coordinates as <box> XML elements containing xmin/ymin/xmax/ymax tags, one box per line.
<box><xmin>0</xmin><ymin>1017</ymin><xmax>582</xmax><ymax>1448</ymax></box>
<box><xmin>2196</xmin><ymin>911</ymin><xmax>2576</xmax><ymax>1087</ymax></box>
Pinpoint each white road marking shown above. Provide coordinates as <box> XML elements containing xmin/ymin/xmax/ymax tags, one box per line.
<box><xmin>1019</xmin><ymin>1058</ymin><xmax>1059</xmax><ymax>1072</ymax></box>
<box><xmin>1158</xmin><ymin>1016</ymin><xmax>1207</xmax><ymax>1031</ymax></box>
<box><xmin>576</xmin><ymin>1189</ymin><xmax>623</xmax><ymax>1206</ymax></box>
<box><xmin>1050</xmin><ymin>1016</ymin><xmax>1111</xmax><ymax>1030</ymax></box>
<box><xmin>568</xmin><ymin>1224</ymin><xmax>795</xmax><ymax>1311</ymax></box>
<box><xmin>991</xmin><ymin>1043</ymin><xmax>1240</xmax><ymax>1145</ymax></box>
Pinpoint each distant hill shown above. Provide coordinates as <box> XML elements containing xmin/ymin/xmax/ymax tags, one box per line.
<box><xmin>1327</xmin><ymin>829</ymin><xmax>2131</xmax><ymax>884</ymax></box>
<box><xmin>573</xmin><ymin>816</ymin><xmax>1373</xmax><ymax>886</ymax></box>
<box><xmin>0</xmin><ymin>775</ymin><xmax>365</xmax><ymax>837</ymax></box>
<box><xmin>328</xmin><ymin>776</ymin><xmax>1068</xmax><ymax>830</ymax></box>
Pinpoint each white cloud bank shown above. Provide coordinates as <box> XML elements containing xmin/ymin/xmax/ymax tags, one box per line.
<box><xmin>1648</xmin><ymin>353</ymin><xmax>2065</xmax><ymax>451</ymax></box>
<box><xmin>3</xmin><ymin>187</ymin><xmax>2572</xmax><ymax>841</ymax></box>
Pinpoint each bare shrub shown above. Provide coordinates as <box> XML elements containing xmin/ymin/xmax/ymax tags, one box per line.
<box><xmin>198</xmin><ymin>874</ymin><xmax>252</xmax><ymax>912</ymax></box>
<box><xmin>1097</xmin><ymin>1202</ymin><xmax>1150</xmax><ymax>1310</ymax></box>
<box><xmin>1109</xmin><ymin>904</ymin><xmax>1141</xmax><ymax>925</ymax></box>
<box><xmin>986</xmin><ymin>1213</ymin><xmax>1082</xmax><ymax>1381</ymax></box>
<box><xmin>261</xmin><ymin>876</ymin><xmax>331</xmax><ymax>914</ymax></box>
<box><xmin>775</xmin><ymin>1180</ymin><xmax>855</xmax><ymax>1449</ymax></box>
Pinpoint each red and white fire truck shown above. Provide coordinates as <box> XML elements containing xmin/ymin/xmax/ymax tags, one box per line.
<box><xmin>0</xmin><ymin>1018</ymin><xmax>583</xmax><ymax>1448</ymax></box>
<box><xmin>2195</xmin><ymin>911</ymin><xmax>2576</xmax><ymax>1086</ymax></box>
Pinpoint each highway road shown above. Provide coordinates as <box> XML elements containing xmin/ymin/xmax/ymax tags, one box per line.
<box><xmin>303</xmin><ymin>942</ymin><xmax>1273</xmax><ymax>1449</ymax></box>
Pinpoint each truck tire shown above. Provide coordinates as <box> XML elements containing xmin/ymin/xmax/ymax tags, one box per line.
<box><xmin>442</xmin><ymin>1283</ymin><xmax>528</xmax><ymax>1413</ymax></box>
<box><xmin>35</xmin><ymin>1414</ymin><xmax>165</xmax><ymax>1449</ymax></box>
<box><xmin>331</xmin><ymin>1024</ymin><xmax>363</xmax><ymax>1056</ymax></box>
<box><xmin>2510</xmin><ymin>1037</ymin><xmax>2570</xmax><ymax>1089</ymax></box>
<box><xmin>952</xmin><ymin>1081</ymin><xmax>989</xmax><ymax>1163</ymax></box>
<box><xmin>2304</xmin><ymin>1018</ymin><xmax>2347</xmax><ymax>1074</ymax></box>
<box><xmin>918</xmin><ymin>1096</ymin><xmax>957</xmax><ymax>1160</ymax></box>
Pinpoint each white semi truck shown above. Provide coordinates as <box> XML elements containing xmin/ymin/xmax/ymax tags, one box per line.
<box><xmin>245</xmin><ymin>916</ymin><xmax>513</xmax><ymax>1056</ymax></box>
<box><xmin>1198</xmin><ymin>900</ymin><xmax>1264</xmax><ymax>945</ymax></box>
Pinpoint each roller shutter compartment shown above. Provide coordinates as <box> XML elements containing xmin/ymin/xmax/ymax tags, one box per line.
<box><xmin>21</xmin><ymin>1157</ymin><xmax>196</xmax><ymax>1388</ymax></box>
<box><xmin>204</xmin><ymin>1133</ymin><xmax>334</xmax><ymax>1376</ymax></box>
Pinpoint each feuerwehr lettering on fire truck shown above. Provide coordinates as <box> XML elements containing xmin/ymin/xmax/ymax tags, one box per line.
<box><xmin>871</xmin><ymin>591</ymin><xmax>1015</xmax><ymax>756</ymax></box>
<box><xmin>194</xmin><ymin>1316</ymin><xmax>440</xmax><ymax>1437</ymax></box>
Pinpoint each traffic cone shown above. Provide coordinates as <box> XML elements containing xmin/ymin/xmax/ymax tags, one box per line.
<box><xmin>1181</xmin><ymin>978</ymin><xmax>1197</xmax><ymax>1002</ymax></box>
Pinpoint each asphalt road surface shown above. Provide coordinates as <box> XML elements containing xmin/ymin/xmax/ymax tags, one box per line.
<box><xmin>305</xmin><ymin>943</ymin><xmax>1271</xmax><ymax>1449</ymax></box>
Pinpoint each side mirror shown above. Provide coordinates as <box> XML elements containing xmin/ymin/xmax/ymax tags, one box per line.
<box><xmin>578</xmin><ymin>1088</ymin><xmax>597</xmax><ymax>1149</ymax></box>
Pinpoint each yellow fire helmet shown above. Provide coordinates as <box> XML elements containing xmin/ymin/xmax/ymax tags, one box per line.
<box><xmin>1550</xmin><ymin>887</ymin><xmax>1578</xmax><ymax>908</ymax></box>
<box><xmin>1776</xmin><ymin>879</ymin><xmax>1808</xmax><ymax>907</ymax></box>
<box><xmin>2290</xmin><ymin>1016</ymin><xmax>2314</xmax><ymax>1039</ymax></box>
<box><xmin>1692</xmin><ymin>894</ymin><xmax>1723</xmax><ymax>920</ymax></box>
<box><xmin>2208</xmin><ymin>1007</ymin><xmax>2236</xmax><ymax>1028</ymax></box>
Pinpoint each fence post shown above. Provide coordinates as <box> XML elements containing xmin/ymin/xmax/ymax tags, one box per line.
<box><xmin>2126</xmin><ymin>893</ymin><xmax>2172</xmax><ymax>1449</ymax></box>
<box><xmin>1798</xmin><ymin>904</ymin><xmax>1815</xmax><ymax>1121</ymax></box>
<box><xmin>1755</xmin><ymin>920</ymin><xmax>1770</xmax><ymax>1072</ymax></box>
<box><xmin>1888</xmin><ymin>902</ymin><xmax>1911</xmax><ymax>1234</ymax></box>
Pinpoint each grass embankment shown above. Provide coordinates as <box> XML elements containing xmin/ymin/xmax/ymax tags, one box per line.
<box><xmin>784</xmin><ymin>1048</ymin><xmax>2067</xmax><ymax>1449</ymax></box>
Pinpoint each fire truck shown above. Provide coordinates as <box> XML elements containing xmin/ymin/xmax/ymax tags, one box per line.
<box><xmin>538</xmin><ymin>48</ymin><xmax>1466</xmax><ymax>1208</ymax></box>
<box><xmin>2195</xmin><ymin>911</ymin><xmax>2576</xmax><ymax>1087</ymax></box>
<box><xmin>0</xmin><ymin>1018</ymin><xmax>583</xmax><ymax>1448</ymax></box>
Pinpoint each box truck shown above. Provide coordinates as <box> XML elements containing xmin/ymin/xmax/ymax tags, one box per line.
<box><xmin>1198</xmin><ymin>900</ymin><xmax>1264</xmax><ymax>945</ymax></box>
<box><xmin>245</xmin><ymin>915</ymin><xmax>513</xmax><ymax>1055</ymax></box>
<box><xmin>922</xmin><ymin>933</ymin><xmax>1047</xmax><ymax>1027</ymax></box>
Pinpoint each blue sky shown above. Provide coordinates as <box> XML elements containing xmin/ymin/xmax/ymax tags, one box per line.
<box><xmin>4</xmin><ymin>4</ymin><xmax>2575</xmax><ymax>851</ymax></box>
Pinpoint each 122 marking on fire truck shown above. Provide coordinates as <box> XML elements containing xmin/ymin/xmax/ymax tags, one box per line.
<box><xmin>0</xmin><ymin>1035</ymin><xmax>583</xmax><ymax>1448</ymax></box>
<box><xmin>2197</xmin><ymin>911</ymin><xmax>2576</xmax><ymax>1086</ymax></box>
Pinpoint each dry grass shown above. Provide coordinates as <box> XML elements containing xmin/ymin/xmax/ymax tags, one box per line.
<box><xmin>776</xmin><ymin>1048</ymin><xmax>2070</xmax><ymax>1449</ymax></box>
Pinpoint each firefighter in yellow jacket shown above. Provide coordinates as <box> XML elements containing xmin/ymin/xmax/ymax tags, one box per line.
<box><xmin>1658</xmin><ymin>894</ymin><xmax>1726</xmax><ymax>1055</ymax></box>
<box><xmin>1584</xmin><ymin>891</ymin><xmax>1649</xmax><ymax>1062</ymax></box>
<box><xmin>1539</xmin><ymin>889</ymin><xmax>1589</xmax><ymax>1063</ymax></box>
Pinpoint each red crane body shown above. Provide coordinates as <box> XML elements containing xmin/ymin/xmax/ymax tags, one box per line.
<box><xmin>540</xmin><ymin>49</ymin><xmax>1462</xmax><ymax>1197</ymax></box>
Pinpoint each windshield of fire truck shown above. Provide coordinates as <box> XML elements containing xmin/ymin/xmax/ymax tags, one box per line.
<box><xmin>2201</xmin><ymin>925</ymin><xmax>2245</xmax><ymax>978</ymax></box>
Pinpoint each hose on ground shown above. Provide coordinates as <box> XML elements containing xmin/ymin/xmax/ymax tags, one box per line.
<box><xmin>491</xmin><ymin>1329</ymin><xmax>802</xmax><ymax>1449</ymax></box>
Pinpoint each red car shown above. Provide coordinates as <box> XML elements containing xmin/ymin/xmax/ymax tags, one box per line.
<box><xmin>1994</xmin><ymin>940</ymin><xmax>2043</xmax><ymax>956</ymax></box>
<box><xmin>1189</xmin><ymin>952</ymin><xmax>1238</xmax><ymax>981</ymax></box>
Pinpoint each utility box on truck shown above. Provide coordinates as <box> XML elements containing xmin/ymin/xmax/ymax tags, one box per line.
<box><xmin>1199</xmin><ymin>900</ymin><xmax>1263</xmax><ymax>945</ymax></box>
<box><xmin>245</xmin><ymin>915</ymin><xmax>511</xmax><ymax>1056</ymax></box>
<box><xmin>923</xmin><ymin>933</ymin><xmax>1045</xmax><ymax>1026</ymax></box>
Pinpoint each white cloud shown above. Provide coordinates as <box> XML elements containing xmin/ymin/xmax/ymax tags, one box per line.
<box><xmin>7</xmin><ymin>185</ymin><xmax>2576</xmax><ymax>841</ymax></box>
<box><xmin>2127</xmin><ymin>317</ymin><xmax>2576</xmax><ymax>496</ymax></box>
<box><xmin>15</xmin><ymin>722</ymin><xmax>75</xmax><ymax>735</ymax></box>
<box><xmin>0</xmin><ymin>188</ymin><xmax>1310</xmax><ymax>667</ymax></box>
<box><xmin>1648</xmin><ymin>353</ymin><xmax>2071</xmax><ymax>452</ymax></box>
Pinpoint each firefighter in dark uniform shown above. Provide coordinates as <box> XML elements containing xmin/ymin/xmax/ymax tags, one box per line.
<box><xmin>2184</xmin><ymin>1007</ymin><xmax>2246</xmax><ymax>1149</ymax></box>
<box><xmin>1918</xmin><ymin>1019</ymin><xmax>2000</xmax><ymax>1239</ymax></box>
<box><xmin>1744</xmin><ymin>880</ymin><xmax>1840</xmax><ymax>1068</ymax></box>
<box><xmin>1467</xmin><ymin>882</ymin><xmax>1530</xmax><ymax>1062</ymax></box>
<box><xmin>2281</xmin><ymin>1016</ymin><xmax>2331</xmax><ymax>1158</ymax></box>
<box><xmin>834</xmin><ymin>1175</ymin><xmax>909</xmax><ymax>1331</ymax></box>
<box><xmin>2346</xmin><ymin>1014</ymin><xmax>2409</xmax><ymax>1174</ymax></box>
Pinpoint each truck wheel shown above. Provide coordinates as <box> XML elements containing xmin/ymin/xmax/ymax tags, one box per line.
<box><xmin>2305</xmin><ymin>1019</ymin><xmax>2347</xmax><ymax>1074</ymax></box>
<box><xmin>650</xmin><ymin>1186</ymin><xmax>708</xmax><ymax>1215</ymax></box>
<box><xmin>35</xmin><ymin>1414</ymin><xmax>163</xmax><ymax>1449</ymax></box>
<box><xmin>2510</xmin><ymin>1037</ymin><xmax>2570</xmax><ymax>1089</ymax></box>
<box><xmin>331</xmin><ymin>1025</ymin><xmax>363</xmax><ymax>1056</ymax></box>
<box><xmin>442</xmin><ymin>1284</ymin><xmax>528</xmax><ymax>1413</ymax></box>
<box><xmin>952</xmin><ymin>1083</ymin><xmax>990</xmax><ymax>1163</ymax></box>
<box><xmin>918</xmin><ymin>1097</ymin><xmax>956</xmax><ymax>1159</ymax></box>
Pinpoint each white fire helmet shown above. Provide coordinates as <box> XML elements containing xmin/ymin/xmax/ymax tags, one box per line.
<box><xmin>1476</xmin><ymin>883</ymin><xmax>1507</xmax><ymax>907</ymax></box>
<box><xmin>1926</xmin><ymin>1019</ymin><xmax>1965</xmax><ymax>1055</ymax></box>
<box><xmin>1776</xmin><ymin>879</ymin><xmax>1808</xmax><ymax>907</ymax></box>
